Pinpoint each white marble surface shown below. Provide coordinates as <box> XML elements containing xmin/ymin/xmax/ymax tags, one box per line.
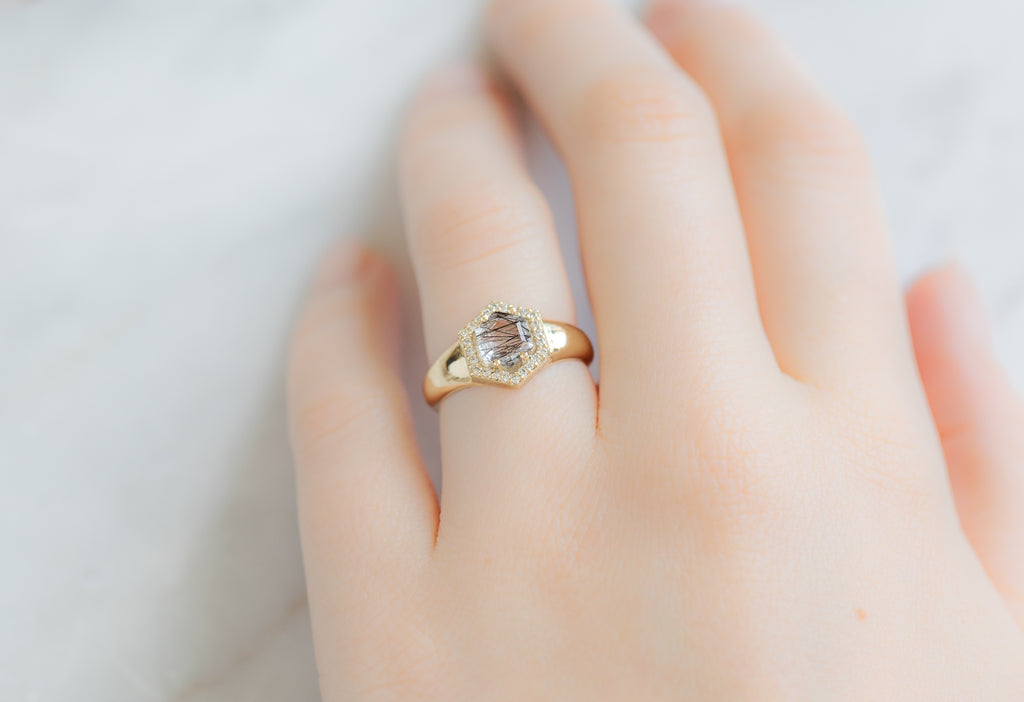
<box><xmin>2</xmin><ymin>0</ymin><xmax>1023</xmax><ymax>699</ymax></box>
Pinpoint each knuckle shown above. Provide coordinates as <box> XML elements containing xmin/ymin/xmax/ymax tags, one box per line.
<box><xmin>809</xmin><ymin>390</ymin><xmax>938</xmax><ymax>509</ymax></box>
<box><xmin>643</xmin><ymin>370</ymin><xmax>799</xmax><ymax>518</ymax></box>
<box><xmin>731</xmin><ymin>95</ymin><xmax>872</xmax><ymax>181</ymax></box>
<box><xmin>577</xmin><ymin>66</ymin><xmax>718</xmax><ymax>145</ymax></box>
<box><xmin>521</xmin><ymin>488</ymin><xmax>608</xmax><ymax>600</ymax></box>
<box><xmin>685</xmin><ymin>395</ymin><xmax>788</xmax><ymax>515</ymax></box>
<box><xmin>415</xmin><ymin>184</ymin><xmax>549</xmax><ymax>274</ymax></box>
<box><xmin>832</xmin><ymin>413</ymin><xmax>936</xmax><ymax>505</ymax></box>
<box><xmin>342</xmin><ymin>616</ymin><xmax>445</xmax><ymax>701</ymax></box>
<box><xmin>463</xmin><ymin>437</ymin><xmax>603</xmax><ymax>579</ymax></box>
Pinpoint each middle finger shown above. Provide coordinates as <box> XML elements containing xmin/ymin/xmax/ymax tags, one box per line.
<box><xmin>487</xmin><ymin>0</ymin><xmax>778</xmax><ymax>430</ymax></box>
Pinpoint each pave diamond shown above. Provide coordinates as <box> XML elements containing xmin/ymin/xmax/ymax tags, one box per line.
<box><xmin>474</xmin><ymin>311</ymin><xmax>534</xmax><ymax>370</ymax></box>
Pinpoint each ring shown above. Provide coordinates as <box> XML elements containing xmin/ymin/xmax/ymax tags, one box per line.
<box><xmin>423</xmin><ymin>301</ymin><xmax>594</xmax><ymax>407</ymax></box>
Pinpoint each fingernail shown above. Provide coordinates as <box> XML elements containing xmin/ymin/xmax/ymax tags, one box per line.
<box><xmin>420</xmin><ymin>61</ymin><xmax>490</xmax><ymax>97</ymax></box>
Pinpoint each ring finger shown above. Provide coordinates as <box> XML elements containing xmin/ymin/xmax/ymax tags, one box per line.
<box><xmin>399</xmin><ymin>65</ymin><xmax>597</xmax><ymax>505</ymax></box>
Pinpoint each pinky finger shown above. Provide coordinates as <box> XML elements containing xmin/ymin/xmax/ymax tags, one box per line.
<box><xmin>287</xmin><ymin>241</ymin><xmax>439</xmax><ymax>690</ymax></box>
<box><xmin>908</xmin><ymin>263</ymin><xmax>1024</xmax><ymax>625</ymax></box>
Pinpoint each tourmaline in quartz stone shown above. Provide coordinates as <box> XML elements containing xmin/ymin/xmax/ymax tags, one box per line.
<box><xmin>474</xmin><ymin>311</ymin><xmax>534</xmax><ymax>370</ymax></box>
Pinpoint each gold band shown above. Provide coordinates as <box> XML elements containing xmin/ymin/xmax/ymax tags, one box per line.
<box><xmin>423</xmin><ymin>306</ymin><xmax>593</xmax><ymax>408</ymax></box>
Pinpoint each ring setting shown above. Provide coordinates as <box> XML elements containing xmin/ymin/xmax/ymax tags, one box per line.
<box><xmin>423</xmin><ymin>301</ymin><xmax>594</xmax><ymax>407</ymax></box>
<box><xmin>459</xmin><ymin>302</ymin><xmax>551</xmax><ymax>386</ymax></box>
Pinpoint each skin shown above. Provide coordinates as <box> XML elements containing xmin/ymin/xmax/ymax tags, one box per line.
<box><xmin>287</xmin><ymin>0</ymin><xmax>1024</xmax><ymax>699</ymax></box>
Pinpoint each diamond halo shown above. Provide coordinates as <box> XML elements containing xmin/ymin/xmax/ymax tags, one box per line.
<box><xmin>458</xmin><ymin>302</ymin><xmax>552</xmax><ymax>387</ymax></box>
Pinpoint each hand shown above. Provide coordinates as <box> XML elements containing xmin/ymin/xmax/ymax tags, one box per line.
<box><xmin>287</xmin><ymin>0</ymin><xmax>1024</xmax><ymax>698</ymax></box>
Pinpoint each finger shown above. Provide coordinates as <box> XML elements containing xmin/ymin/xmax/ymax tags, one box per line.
<box><xmin>399</xmin><ymin>64</ymin><xmax>597</xmax><ymax>496</ymax></box>
<box><xmin>908</xmin><ymin>263</ymin><xmax>1024</xmax><ymax>624</ymax></box>
<box><xmin>401</xmin><ymin>65</ymin><xmax>575</xmax><ymax>357</ymax></box>
<box><xmin>486</xmin><ymin>0</ymin><xmax>776</xmax><ymax>429</ymax></box>
<box><xmin>646</xmin><ymin>0</ymin><xmax>911</xmax><ymax>389</ymax></box>
<box><xmin>287</xmin><ymin>241</ymin><xmax>438</xmax><ymax>691</ymax></box>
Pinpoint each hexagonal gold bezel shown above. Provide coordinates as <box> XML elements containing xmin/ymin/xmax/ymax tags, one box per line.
<box><xmin>457</xmin><ymin>302</ymin><xmax>552</xmax><ymax>387</ymax></box>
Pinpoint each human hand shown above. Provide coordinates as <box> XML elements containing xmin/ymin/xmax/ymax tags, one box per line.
<box><xmin>287</xmin><ymin>0</ymin><xmax>1024</xmax><ymax>698</ymax></box>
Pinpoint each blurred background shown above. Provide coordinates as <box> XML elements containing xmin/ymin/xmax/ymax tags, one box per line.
<box><xmin>1</xmin><ymin>0</ymin><xmax>1022</xmax><ymax>699</ymax></box>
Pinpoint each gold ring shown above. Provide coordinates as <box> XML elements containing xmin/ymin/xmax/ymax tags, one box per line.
<box><xmin>423</xmin><ymin>301</ymin><xmax>594</xmax><ymax>408</ymax></box>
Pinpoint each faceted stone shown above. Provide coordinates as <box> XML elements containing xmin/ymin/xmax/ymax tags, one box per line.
<box><xmin>474</xmin><ymin>311</ymin><xmax>533</xmax><ymax>370</ymax></box>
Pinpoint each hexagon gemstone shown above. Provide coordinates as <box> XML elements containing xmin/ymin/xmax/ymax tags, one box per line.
<box><xmin>474</xmin><ymin>311</ymin><xmax>534</xmax><ymax>370</ymax></box>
